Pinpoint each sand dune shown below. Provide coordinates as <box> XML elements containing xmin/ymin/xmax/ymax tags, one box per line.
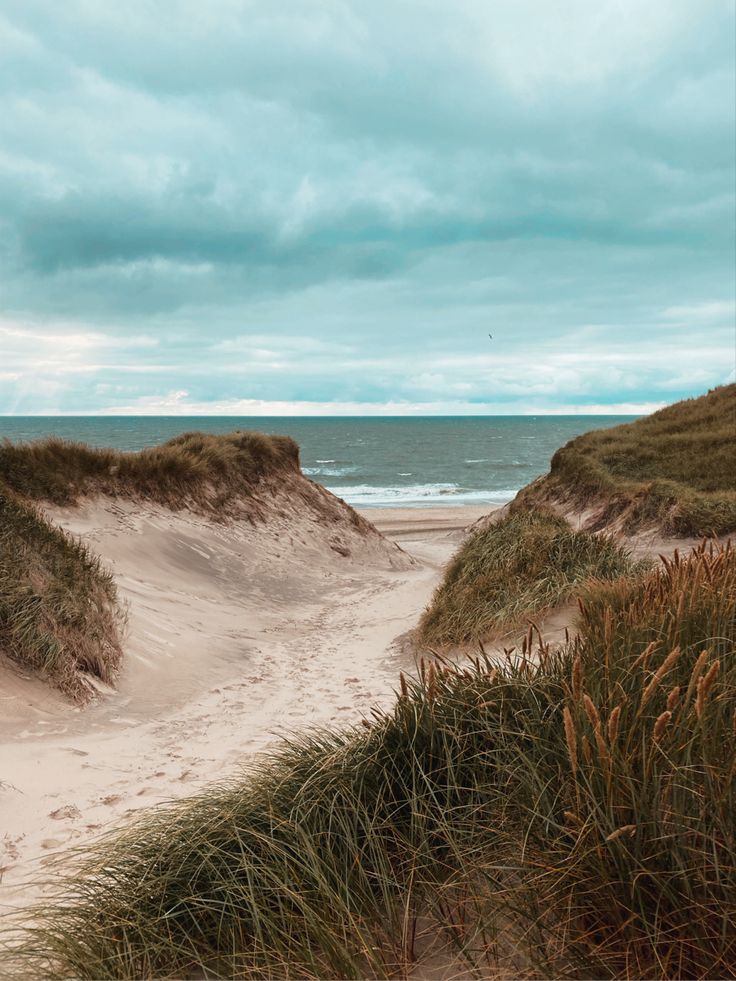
<box><xmin>0</xmin><ymin>502</ymin><xmax>488</xmax><ymax>912</ymax></box>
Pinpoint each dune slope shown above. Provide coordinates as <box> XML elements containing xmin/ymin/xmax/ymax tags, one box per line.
<box><xmin>516</xmin><ymin>384</ymin><xmax>736</xmax><ymax>536</ymax></box>
<box><xmin>0</xmin><ymin>431</ymin><xmax>411</xmax><ymax>700</ymax></box>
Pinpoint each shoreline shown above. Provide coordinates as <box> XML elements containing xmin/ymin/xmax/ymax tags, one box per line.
<box><xmin>357</xmin><ymin>503</ymin><xmax>497</xmax><ymax>539</ymax></box>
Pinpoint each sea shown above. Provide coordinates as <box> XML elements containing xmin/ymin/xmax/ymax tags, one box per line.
<box><xmin>0</xmin><ymin>416</ymin><xmax>634</xmax><ymax>508</ymax></box>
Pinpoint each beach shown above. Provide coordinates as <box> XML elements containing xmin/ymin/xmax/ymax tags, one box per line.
<box><xmin>0</xmin><ymin>502</ymin><xmax>493</xmax><ymax>912</ymax></box>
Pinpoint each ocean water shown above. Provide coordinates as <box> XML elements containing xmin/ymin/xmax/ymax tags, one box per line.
<box><xmin>0</xmin><ymin>416</ymin><xmax>634</xmax><ymax>507</ymax></box>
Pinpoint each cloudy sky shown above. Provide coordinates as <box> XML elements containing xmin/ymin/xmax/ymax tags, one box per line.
<box><xmin>1</xmin><ymin>0</ymin><xmax>734</xmax><ymax>415</ymax></box>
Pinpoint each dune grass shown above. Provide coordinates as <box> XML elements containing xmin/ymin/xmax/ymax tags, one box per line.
<box><xmin>0</xmin><ymin>485</ymin><xmax>123</xmax><ymax>700</ymax></box>
<box><xmin>7</xmin><ymin>541</ymin><xmax>734</xmax><ymax>980</ymax></box>
<box><xmin>418</xmin><ymin>508</ymin><xmax>646</xmax><ymax>647</ymax></box>
<box><xmin>517</xmin><ymin>384</ymin><xmax>736</xmax><ymax>536</ymax></box>
<box><xmin>0</xmin><ymin>430</ymin><xmax>300</xmax><ymax>512</ymax></box>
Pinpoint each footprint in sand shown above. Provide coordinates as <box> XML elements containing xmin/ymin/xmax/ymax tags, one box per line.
<box><xmin>41</xmin><ymin>838</ymin><xmax>64</xmax><ymax>850</ymax></box>
<box><xmin>49</xmin><ymin>804</ymin><xmax>81</xmax><ymax>821</ymax></box>
<box><xmin>99</xmin><ymin>794</ymin><xmax>123</xmax><ymax>806</ymax></box>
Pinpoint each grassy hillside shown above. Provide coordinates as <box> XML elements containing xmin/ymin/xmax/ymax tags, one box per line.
<box><xmin>8</xmin><ymin>543</ymin><xmax>735</xmax><ymax>980</ymax></box>
<box><xmin>418</xmin><ymin>509</ymin><xmax>645</xmax><ymax>646</ymax></box>
<box><xmin>517</xmin><ymin>385</ymin><xmax>736</xmax><ymax>536</ymax></box>
<box><xmin>0</xmin><ymin>430</ymin><xmax>300</xmax><ymax>513</ymax></box>
<box><xmin>0</xmin><ymin>485</ymin><xmax>122</xmax><ymax>700</ymax></box>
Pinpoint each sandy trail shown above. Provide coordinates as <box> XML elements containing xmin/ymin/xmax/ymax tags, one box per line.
<box><xmin>0</xmin><ymin>502</ymin><xmax>485</xmax><ymax>913</ymax></box>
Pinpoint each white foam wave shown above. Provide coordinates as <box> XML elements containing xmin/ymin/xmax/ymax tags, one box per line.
<box><xmin>303</xmin><ymin>465</ymin><xmax>356</xmax><ymax>477</ymax></box>
<box><xmin>326</xmin><ymin>483</ymin><xmax>519</xmax><ymax>507</ymax></box>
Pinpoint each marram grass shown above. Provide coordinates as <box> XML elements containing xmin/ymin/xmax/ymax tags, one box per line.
<box><xmin>516</xmin><ymin>384</ymin><xmax>736</xmax><ymax>536</ymax></box>
<box><xmin>0</xmin><ymin>484</ymin><xmax>122</xmax><ymax>700</ymax></box>
<box><xmin>0</xmin><ymin>429</ymin><xmax>300</xmax><ymax>512</ymax></box>
<box><xmin>4</xmin><ymin>542</ymin><xmax>735</xmax><ymax>979</ymax></box>
<box><xmin>418</xmin><ymin>507</ymin><xmax>646</xmax><ymax>647</ymax></box>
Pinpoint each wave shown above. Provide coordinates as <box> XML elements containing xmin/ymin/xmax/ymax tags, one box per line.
<box><xmin>303</xmin><ymin>465</ymin><xmax>356</xmax><ymax>477</ymax></box>
<box><xmin>326</xmin><ymin>483</ymin><xmax>519</xmax><ymax>507</ymax></box>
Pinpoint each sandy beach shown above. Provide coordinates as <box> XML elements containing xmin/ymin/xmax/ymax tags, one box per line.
<box><xmin>0</xmin><ymin>502</ymin><xmax>493</xmax><ymax>912</ymax></box>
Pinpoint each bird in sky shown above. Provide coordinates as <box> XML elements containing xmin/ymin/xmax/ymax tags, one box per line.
<box><xmin>488</xmin><ymin>333</ymin><xmax>493</xmax><ymax>340</ymax></box>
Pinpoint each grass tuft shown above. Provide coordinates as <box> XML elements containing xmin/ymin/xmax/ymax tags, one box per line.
<box><xmin>418</xmin><ymin>508</ymin><xmax>646</xmax><ymax>646</ymax></box>
<box><xmin>0</xmin><ymin>484</ymin><xmax>123</xmax><ymax>700</ymax></box>
<box><xmin>6</xmin><ymin>543</ymin><xmax>734</xmax><ymax>979</ymax></box>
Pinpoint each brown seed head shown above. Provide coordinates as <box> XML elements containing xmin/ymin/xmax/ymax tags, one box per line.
<box><xmin>696</xmin><ymin>678</ymin><xmax>705</xmax><ymax>720</ymax></box>
<box><xmin>607</xmin><ymin>704</ymin><xmax>622</xmax><ymax>745</ymax></box>
<box><xmin>666</xmin><ymin>686</ymin><xmax>681</xmax><ymax>711</ymax></box>
<box><xmin>687</xmin><ymin>650</ymin><xmax>710</xmax><ymax>701</ymax></box>
<box><xmin>702</xmin><ymin>660</ymin><xmax>720</xmax><ymax>696</ymax></box>
<box><xmin>572</xmin><ymin>655</ymin><xmax>583</xmax><ymax>699</ymax></box>
<box><xmin>606</xmin><ymin>824</ymin><xmax>637</xmax><ymax>842</ymax></box>
<box><xmin>563</xmin><ymin>705</ymin><xmax>577</xmax><ymax>775</ymax></box>
<box><xmin>653</xmin><ymin>710</ymin><xmax>672</xmax><ymax>743</ymax></box>
<box><xmin>583</xmin><ymin>694</ymin><xmax>601</xmax><ymax>732</ymax></box>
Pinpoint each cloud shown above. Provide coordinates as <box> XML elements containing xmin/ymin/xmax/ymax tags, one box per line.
<box><xmin>0</xmin><ymin>0</ymin><xmax>733</xmax><ymax>414</ymax></box>
<box><xmin>34</xmin><ymin>389</ymin><xmax>668</xmax><ymax>418</ymax></box>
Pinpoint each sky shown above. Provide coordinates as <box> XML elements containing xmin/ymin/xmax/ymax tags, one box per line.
<box><xmin>0</xmin><ymin>0</ymin><xmax>734</xmax><ymax>416</ymax></box>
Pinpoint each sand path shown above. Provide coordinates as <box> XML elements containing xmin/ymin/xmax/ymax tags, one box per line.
<box><xmin>0</xmin><ymin>503</ymin><xmax>491</xmax><ymax>913</ymax></box>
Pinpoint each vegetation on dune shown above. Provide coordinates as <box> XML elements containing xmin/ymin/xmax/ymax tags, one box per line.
<box><xmin>517</xmin><ymin>384</ymin><xmax>736</xmax><ymax>536</ymax></box>
<box><xmin>0</xmin><ymin>485</ymin><xmax>122</xmax><ymax>701</ymax></box>
<box><xmin>418</xmin><ymin>508</ymin><xmax>645</xmax><ymax>647</ymax></box>
<box><xmin>0</xmin><ymin>430</ymin><xmax>299</xmax><ymax>697</ymax></box>
<box><xmin>7</xmin><ymin>542</ymin><xmax>735</xmax><ymax>980</ymax></box>
<box><xmin>0</xmin><ymin>429</ymin><xmax>378</xmax><ymax>697</ymax></box>
<box><xmin>0</xmin><ymin>430</ymin><xmax>300</xmax><ymax>512</ymax></box>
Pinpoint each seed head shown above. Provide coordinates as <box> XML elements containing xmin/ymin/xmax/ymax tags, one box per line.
<box><xmin>607</xmin><ymin>704</ymin><xmax>622</xmax><ymax>745</ymax></box>
<box><xmin>563</xmin><ymin>705</ymin><xmax>577</xmax><ymax>775</ymax></box>
<box><xmin>653</xmin><ymin>710</ymin><xmax>672</xmax><ymax>743</ymax></box>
